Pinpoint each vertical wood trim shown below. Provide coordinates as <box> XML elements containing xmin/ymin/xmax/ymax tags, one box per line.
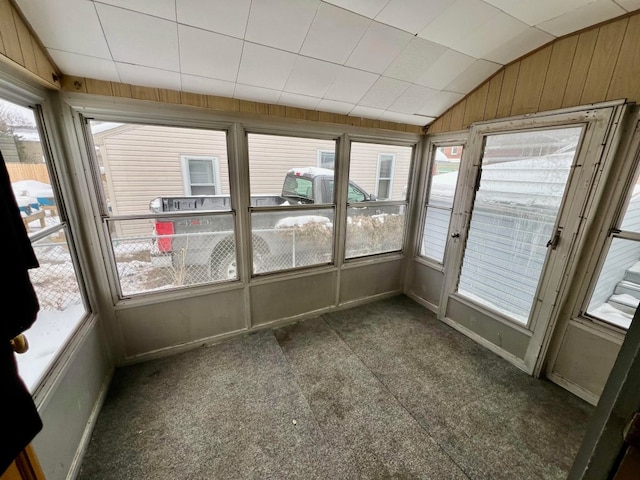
<box><xmin>607</xmin><ymin>13</ymin><xmax>640</xmax><ymax>102</ymax></box>
<box><xmin>268</xmin><ymin>104</ymin><xmax>286</xmax><ymax>117</ymax></box>
<box><xmin>539</xmin><ymin>35</ymin><xmax>579</xmax><ymax>112</ymax></box>
<box><xmin>463</xmin><ymin>82</ymin><xmax>489</xmax><ymax>127</ymax></box>
<box><xmin>111</xmin><ymin>82</ymin><xmax>132</xmax><ymax>98</ymax></box>
<box><xmin>12</xmin><ymin>7</ymin><xmax>37</xmax><ymax>72</ymax></box>
<box><xmin>449</xmin><ymin>100</ymin><xmax>466</xmax><ymax>131</ymax></box>
<box><xmin>180</xmin><ymin>91</ymin><xmax>206</xmax><ymax>107</ymax></box>
<box><xmin>158</xmin><ymin>89</ymin><xmax>181</xmax><ymax>104</ymax></box>
<box><xmin>484</xmin><ymin>70</ymin><xmax>504</xmax><ymax>121</ymax></box>
<box><xmin>239</xmin><ymin>100</ymin><xmax>257</xmax><ymax>114</ymax></box>
<box><xmin>0</xmin><ymin>0</ymin><xmax>23</xmax><ymax>65</ymax></box>
<box><xmin>562</xmin><ymin>28</ymin><xmax>599</xmax><ymax>107</ymax></box>
<box><xmin>131</xmin><ymin>85</ymin><xmax>160</xmax><ymax>102</ymax></box>
<box><xmin>496</xmin><ymin>63</ymin><xmax>520</xmax><ymax>118</ymax></box>
<box><xmin>207</xmin><ymin>95</ymin><xmax>239</xmax><ymax>111</ymax></box>
<box><xmin>85</xmin><ymin>78</ymin><xmax>113</xmax><ymax>96</ymax></box>
<box><xmin>318</xmin><ymin>111</ymin><xmax>333</xmax><ymax>123</ymax></box>
<box><xmin>511</xmin><ymin>45</ymin><xmax>552</xmax><ymax>115</ymax></box>
<box><xmin>581</xmin><ymin>19</ymin><xmax>628</xmax><ymax>104</ymax></box>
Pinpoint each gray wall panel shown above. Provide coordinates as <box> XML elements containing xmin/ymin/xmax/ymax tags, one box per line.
<box><xmin>409</xmin><ymin>262</ymin><xmax>444</xmax><ymax>307</ymax></box>
<box><xmin>340</xmin><ymin>260</ymin><xmax>402</xmax><ymax>304</ymax></box>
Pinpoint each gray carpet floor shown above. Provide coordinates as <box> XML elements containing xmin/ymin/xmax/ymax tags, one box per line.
<box><xmin>77</xmin><ymin>296</ymin><xmax>593</xmax><ymax>479</ymax></box>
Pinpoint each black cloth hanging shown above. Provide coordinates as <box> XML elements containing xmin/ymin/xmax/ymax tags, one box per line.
<box><xmin>0</xmin><ymin>150</ymin><xmax>43</xmax><ymax>475</ymax></box>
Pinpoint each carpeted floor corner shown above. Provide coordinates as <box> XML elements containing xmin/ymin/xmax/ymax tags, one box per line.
<box><xmin>77</xmin><ymin>295</ymin><xmax>592</xmax><ymax>479</ymax></box>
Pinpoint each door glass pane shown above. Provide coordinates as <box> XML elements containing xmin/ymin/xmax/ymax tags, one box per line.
<box><xmin>620</xmin><ymin>173</ymin><xmax>640</xmax><ymax>232</ymax></box>
<box><xmin>457</xmin><ymin>127</ymin><xmax>582</xmax><ymax>325</ymax></box>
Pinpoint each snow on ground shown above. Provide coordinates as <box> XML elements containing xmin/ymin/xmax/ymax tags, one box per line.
<box><xmin>589</xmin><ymin>303</ymin><xmax>633</xmax><ymax>330</ymax></box>
<box><xmin>275</xmin><ymin>215</ymin><xmax>331</xmax><ymax>229</ymax></box>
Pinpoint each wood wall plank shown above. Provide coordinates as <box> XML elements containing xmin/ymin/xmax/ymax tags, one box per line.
<box><xmin>0</xmin><ymin>0</ymin><xmax>23</xmax><ymax>64</ymax></box>
<box><xmin>61</xmin><ymin>75</ymin><xmax>86</xmax><ymax>93</ymax></box>
<box><xmin>111</xmin><ymin>83</ymin><xmax>132</xmax><ymax>98</ymax></box>
<box><xmin>268</xmin><ymin>105</ymin><xmax>286</xmax><ymax>117</ymax></box>
<box><xmin>581</xmin><ymin>19</ymin><xmax>627</xmax><ymax>104</ymax></box>
<box><xmin>511</xmin><ymin>45</ymin><xmax>552</xmax><ymax>115</ymax></box>
<box><xmin>539</xmin><ymin>35</ymin><xmax>579</xmax><ymax>111</ymax></box>
<box><xmin>85</xmin><ymin>78</ymin><xmax>113</xmax><ymax>96</ymax></box>
<box><xmin>207</xmin><ymin>95</ymin><xmax>239</xmax><ymax>111</ymax></box>
<box><xmin>562</xmin><ymin>29</ymin><xmax>598</xmax><ymax>107</ymax></box>
<box><xmin>239</xmin><ymin>100</ymin><xmax>257</xmax><ymax>114</ymax></box>
<box><xmin>484</xmin><ymin>70</ymin><xmax>504</xmax><ymax>121</ymax></box>
<box><xmin>463</xmin><ymin>82</ymin><xmax>489</xmax><ymax>127</ymax></box>
<box><xmin>181</xmin><ymin>91</ymin><xmax>206</xmax><ymax>107</ymax></box>
<box><xmin>131</xmin><ymin>85</ymin><xmax>160</xmax><ymax>102</ymax></box>
<box><xmin>496</xmin><ymin>63</ymin><xmax>520</xmax><ymax>118</ymax></box>
<box><xmin>449</xmin><ymin>100</ymin><xmax>466</xmax><ymax>131</ymax></box>
<box><xmin>158</xmin><ymin>89</ymin><xmax>181</xmax><ymax>104</ymax></box>
<box><xmin>607</xmin><ymin>13</ymin><xmax>640</xmax><ymax>102</ymax></box>
<box><xmin>12</xmin><ymin>7</ymin><xmax>37</xmax><ymax>72</ymax></box>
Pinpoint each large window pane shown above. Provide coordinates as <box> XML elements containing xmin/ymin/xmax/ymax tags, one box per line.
<box><xmin>349</xmin><ymin>143</ymin><xmax>411</xmax><ymax>202</ymax></box>
<box><xmin>346</xmin><ymin>205</ymin><xmax>405</xmax><ymax>258</ymax></box>
<box><xmin>457</xmin><ymin>128</ymin><xmax>582</xmax><ymax>324</ymax></box>
<box><xmin>587</xmin><ymin>238</ymin><xmax>640</xmax><ymax>330</ymax></box>
<box><xmin>421</xmin><ymin>145</ymin><xmax>462</xmax><ymax>262</ymax></box>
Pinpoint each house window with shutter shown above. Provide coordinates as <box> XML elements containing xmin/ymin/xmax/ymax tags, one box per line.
<box><xmin>181</xmin><ymin>156</ymin><xmax>220</xmax><ymax>195</ymax></box>
<box><xmin>376</xmin><ymin>154</ymin><xmax>395</xmax><ymax>200</ymax></box>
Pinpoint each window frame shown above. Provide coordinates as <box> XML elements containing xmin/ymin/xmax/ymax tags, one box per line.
<box><xmin>180</xmin><ymin>155</ymin><xmax>221</xmax><ymax>195</ymax></box>
<box><xmin>375</xmin><ymin>153</ymin><xmax>395</xmax><ymax>200</ymax></box>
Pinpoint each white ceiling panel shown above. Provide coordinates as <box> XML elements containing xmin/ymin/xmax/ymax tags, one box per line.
<box><xmin>388</xmin><ymin>84</ymin><xmax>439</xmax><ymax>114</ymax></box>
<box><xmin>316</xmin><ymin>99</ymin><xmax>356</xmax><ymax>115</ymax></box>
<box><xmin>444</xmin><ymin>59</ymin><xmax>501</xmax><ymax>94</ymax></box>
<box><xmin>350</xmin><ymin>105</ymin><xmax>385</xmax><ymax>119</ymax></box>
<box><xmin>96</xmin><ymin>0</ymin><xmax>177</xmax><ymax>21</ymax></box>
<box><xmin>323</xmin><ymin>0</ymin><xmax>390</xmax><ymax>19</ymax></box>
<box><xmin>181</xmin><ymin>74</ymin><xmax>236</xmax><ymax>97</ymax></box>
<box><xmin>414</xmin><ymin>49</ymin><xmax>476</xmax><ymax>90</ymax></box>
<box><xmin>116</xmin><ymin>63</ymin><xmax>182</xmax><ymax>90</ymax></box>
<box><xmin>418</xmin><ymin>0</ymin><xmax>500</xmax><ymax>48</ymax></box>
<box><xmin>176</xmin><ymin>0</ymin><xmax>251</xmax><ymax>39</ymax></box>
<box><xmin>48</xmin><ymin>49</ymin><xmax>120</xmax><ymax>82</ymax></box>
<box><xmin>359</xmin><ymin>76</ymin><xmax>410</xmax><ymax>109</ymax></box>
<box><xmin>237</xmin><ymin>43</ymin><xmax>297</xmax><ymax>91</ymax></box>
<box><xmin>278</xmin><ymin>92</ymin><xmax>322</xmax><ymax>110</ymax></box>
<box><xmin>324</xmin><ymin>67</ymin><xmax>379</xmax><ymax>103</ymax></box>
<box><xmin>96</xmin><ymin>3</ymin><xmax>180</xmax><ymax>71</ymax></box>
<box><xmin>233</xmin><ymin>84</ymin><xmax>282</xmax><ymax>103</ymax></box>
<box><xmin>451</xmin><ymin>12</ymin><xmax>530</xmax><ymax>59</ymax></box>
<box><xmin>245</xmin><ymin>0</ymin><xmax>319</xmax><ymax>53</ymax></box>
<box><xmin>15</xmin><ymin>0</ymin><xmax>111</xmax><ymax>59</ymax></box>
<box><xmin>417</xmin><ymin>90</ymin><xmax>465</xmax><ymax>117</ymax></box>
<box><xmin>538</xmin><ymin>0</ymin><xmax>625</xmax><ymax>37</ymax></box>
<box><xmin>483</xmin><ymin>0</ymin><xmax>596</xmax><ymax>26</ymax></box>
<box><xmin>616</xmin><ymin>0</ymin><xmax>640</xmax><ymax>11</ymax></box>
<box><xmin>345</xmin><ymin>21</ymin><xmax>412</xmax><ymax>74</ymax></box>
<box><xmin>284</xmin><ymin>56</ymin><xmax>341</xmax><ymax>97</ymax></box>
<box><xmin>379</xmin><ymin>110</ymin><xmax>431</xmax><ymax>125</ymax></box>
<box><xmin>383</xmin><ymin>38</ymin><xmax>448</xmax><ymax>83</ymax></box>
<box><xmin>375</xmin><ymin>0</ymin><xmax>456</xmax><ymax>34</ymax></box>
<box><xmin>178</xmin><ymin>25</ymin><xmax>243</xmax><ymax>81</ymax></box>
<box><xmin>484</xmin><ymin>28</ymin><xmax>554</xmax><ymax>65</ymax></box>
<box><xmin>300</xmin><ymin>3</ymin><xmax>370</xmax><ymax>64</ymax></box>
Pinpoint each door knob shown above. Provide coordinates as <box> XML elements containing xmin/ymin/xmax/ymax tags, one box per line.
<box><xmin>10</xmin><ymin>334</ymin><xmax>29</xmax><ymax>354</ymax></box>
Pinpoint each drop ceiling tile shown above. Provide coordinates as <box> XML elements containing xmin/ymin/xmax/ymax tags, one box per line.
<box><xmin>483</xmin><ymin>0</ymin><xmax>596</xmax><ymax>26</ymax></box>
<box><xmin>375</xmin><ymin>0</ymin><xmax>456</xmax><ymax>34</ymax></box>
<box><xmin>278</xmin><ymin>92</ymin><xmax>321</xmax><ymax>110</ymax></box>
<box><xmin>414</xmin><ymin>49</ymin><xmax>476</xmax><ymax>90</ymax></box>
<box><xmin>345</xmin><ymin>21</ymin><xmax>412</xmax><ymax>74</ymax></box>
<box><xmin>15</xmin><ymin>0</ymin><xmax>110</xmax><ymax>58</ymax></box>
<box><xmin>616</xmin><ymin>0</ymin><xmax>640</xmax><ymax>11</ymax></box>
<box><xmin>300</xmin><ymin>3</ymin><xmax>370</xmax><ymax>64</ymax></box>
<box><xmin>48</xmin><ymin>49</ymin><xmax>120</xmax><ymax>81</ymax></box>
<box><xmin>388</xmin><ymin>84</ymin><xmax>439</xmax><ymax>114</ymax></box>
<box><xmin>237</xmin><ymin>43</ymin><xmax>296</xmax><ymax>91</ymax></box>
<box><xmin>96</xmin><ymin>3</ymin><xmax>179</xmax><ymax>71</ymax></box>
<box><xmin>484</xmin><ymin>27</ymin><xmax>554</xmax><ymax>65</ymax></box>
<box><xmin>359</xmin><ymin>76</ymin><xmax>410</xmax><ymax>109</ymax></box>
<box><xmin>537</xmin><ymin>0</ymin><xmax>625</xmax><ymax>37</ymax></box>
<box><xmin>418</xmin><ymin>0</ymin><xmax>500</xmax><ymax>48</ymax></box>
<box><xmin>178</xmin><ymin>25</ymin><xmax>243</xmax><ymax>81</ymax></box>
<box><xmin>350</xmin><ymin>105</ymin><xmax>385</xmax><ymax>119</ymax></box>
<box><xmin>316</xmin><ymin>99</ymin><xmax>356</xmax><ymax>115</ymax></box>
<box><xmin>233</xmin><ymin>83</ymin><xmax>282</xmax><ymax>103</ymax></box>
<box><xmin>451</xmin><ymin>12</ymin><xmax>530</xmax><ymax>59</ymax></box>
<box><xmin>379</xmin><ymin>110</ymin><xmax>431</xmax><ymax>125</ymax></box>
<box><xmin>324</xmin><ymin>67</ymin><xmax>379</xmax><ymax>103</ymax></box>
<box><xmin>116</xmin><ymin>63</ymin><xmax>181</xmax><ymax>90</ymax></box>
<box><xmin>284</xmin><ymin>56</ymin><xmax>341</xmax><ymax>97</ymax></box>
<box><xmin>416</xmin><ymin>90</ymin><xmax>464</xmax><ymax>117</ymax></box>
<box><xmin>245</xmin><ymin>0</ymin><xmax>319</xmax><ymax>53</ymax></box>
<box><xmin>95</xmin><ymin>0</ymin><xmax>176</xmax><ymax>20</ymax></box>
<box><xmin>323</xmin><ymin>0</ymin><xmax>390</xmax><ymax>18</ymax></box>
<box><xmin>444</xmin><ymin>59</ymin><xmax>501</xmax><ymax>94</ymax></box>
<box><xmin>383</xmin><ymin>37</ymin><xmax>448</xmax><ymax>83</ymax></box>
<box><xmin>176</xmin><ymin>0</ymin><xmax>251</xmax><ymax>39</ymax></box>
<box><xmin>181</xmin><ymin>74</ymin><xmax>236</xmax><ymax>97</ymax></box>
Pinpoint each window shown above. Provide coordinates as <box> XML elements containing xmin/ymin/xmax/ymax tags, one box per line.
<box><xmin>248</xmin><ymin>133</ymin><xmax>336</xmax><ymax>274</ymax></box>
<box><xmin>450</xmin><ymin>146</ymin><xmax>459</xmax><ymax>155</ymax></box>
<box><xmin>420</xmin><ymin>145</ymin><xmax>462</xmax><ymax>263</ymax></box>
<box><xmin>317</xmin><ymin>149</ymin><xmax>335</xmax><ymax>170</ymax></box>
<box><xmin>586</xmin><ymin>170</ymin><xmax>640</xmax><ymax>330</ymax></box>
<box><xmin>376</xmin><ymin>154</ymin><xmax>395</xmax><ymax>200</ymax></box>
<box><xmin>346</xmin><ymin>142</ymin><xmax>413</xmax><ymax>259</ymax></box>
<box><xmin>1</xmin><ymin>97</ymin><xmax>86</xmax><ymax>390</ymax></box>
<box><xmin>88</xmin><ymin>121</ymin><xmax>235</xmax><ymax>296</ymax></box>
<box><xmin>182</xmin><ymin>156</ymin><xmax>220</xmax><ymax>195</ymax></box>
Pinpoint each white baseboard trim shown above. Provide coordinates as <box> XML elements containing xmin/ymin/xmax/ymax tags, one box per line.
<box><xmin>546</xmin><ymin>372</ymin><xmax>600</xmax><ymax>406</ymax></box>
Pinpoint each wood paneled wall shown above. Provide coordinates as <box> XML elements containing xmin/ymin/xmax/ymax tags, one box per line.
<box><xmin>428</xmin><ymin>12</ymin><xmax>640</xmax><ymax>134</ymax></box>
<box><xmin>59</xmin><ymin>75</ymin><xmax>423</xmax><ymax>134</ymax></box>
<box><xmin>0</xmin><ymin>0</ymin><xmax>60</xmax><ymax>89</ymax></box>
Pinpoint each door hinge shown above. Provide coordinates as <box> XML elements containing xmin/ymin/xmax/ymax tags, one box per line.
<box><xmin>474</xmin><ymin>169</ymin><xmax>482</xmax><ymax>192</ymax></box>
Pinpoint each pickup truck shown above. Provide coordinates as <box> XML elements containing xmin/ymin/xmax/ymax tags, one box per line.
<box><xmin>149</xmin><ymin>167</ymin><xmax>378</xmax><ymax>280</ymax></box>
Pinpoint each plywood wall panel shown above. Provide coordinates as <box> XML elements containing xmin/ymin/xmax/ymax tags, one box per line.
<box><xmin>581</xmin><ymin>19</ymin><xmax>627</xmax><ymax>105</ymax></box>
<box><xmin>539</xmin><ymin>36</ymin><xmax>579</xmax><ymax>112</ymax></box>
<box><xmin>607</xmin><ymin>14</ymin><xmax>640</xmax><ymax>102</ymax></box>
<box><xmin>562</xmin><ymin>29</ymin><xmax>599</xmax><ymax>107</ymax></box>
<box><xmin>449</xmin><ymin>100</ymin><xmax>466</xmax><ymax>131</ymax></box>
<box><xmin>0</xmin><ymin>0</ymin><xmax>22</xmax><ymax>65</ymax></box>
<box><xmin>496</xmin><ymin>63</ymin><xmax>520</xmax><ymax>118</ymax></box>
<box><xmin>13</xmin><ymin>8</ymin><xmax>37</xmax><ymax>72</ymax></box>
<box><xmin>484</xmin><ymin>70</ymin><xmax>504</xmax><ymax>121</ymax></box>
<box><xmin>131</xmin><ymin>85</ymin><xmax>160</xmax><ymax>102</ymax></box>
<box><xmin>85</xmin><ymin>78</ymin><xmax>113</xmax><ymax>96</ymax></box>
<box><xmin>463</xmin><ymin>82</ymin><xmax>489</xmax><ymax>127</ymax></box>
<box><xmin>511</xmin><ymin>45</ymin><xmax>552</xmax><ymax>116</ymax></box>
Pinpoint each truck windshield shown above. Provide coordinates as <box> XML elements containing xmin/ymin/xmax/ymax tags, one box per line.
<box><xmin>283</xmin><ymin>175</ymin><xmax>313</xmax><ymax>201</ymax></box>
